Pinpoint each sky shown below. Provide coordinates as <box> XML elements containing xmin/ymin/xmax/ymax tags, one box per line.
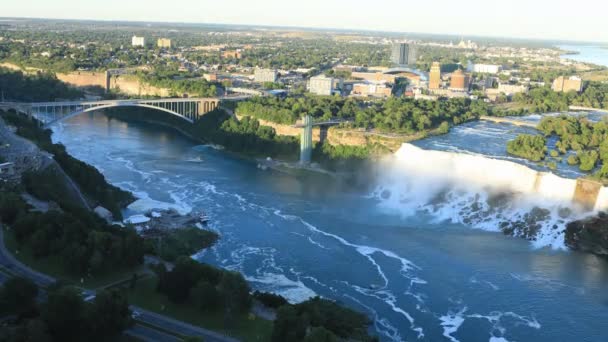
<box><xmin>3</xmin><ymin>0</ymin><xmax>607</xmax><ymax>43</ymax></box>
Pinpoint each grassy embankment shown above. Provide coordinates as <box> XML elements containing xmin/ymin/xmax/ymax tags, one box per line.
<box><xmin>126</xmin><ymin>276</ymin><xmax>273</xmax><ymax>341</ymax></box>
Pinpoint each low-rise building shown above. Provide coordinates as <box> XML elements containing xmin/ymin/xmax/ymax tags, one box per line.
<box><xmin>157</xmin><ymin>38</ymin><xmax>172</xmax><ymax>49</ymax></box>
<box><xmin>203</xmin><ymin>73</ymin><xmax>218</xmax><ymax>82</ymax></box>
<box><xmin>497</xmin><ymin>83</ymin><xmax>529</xmax><ymax>96</ymax></box>
<box><xmin>131</xmin><ymin>36</ymin><xmax>145</xmax><ymax>47</ymax></box>
<box><xmin>552</xmin><ymin>76</ymin><xmax>583</xmax><ymax>93</ymax></box>
<box><xmin>222</xmin><ymin>50</ymin><xmax>242</xmax><ymax>59</ymax></box>
<box><xmin>466</xmin><ymin>61</ymin><xmax>502</xmax><ymax>74</ymax></box>
<box><xmin>254</xmin><ymin>68</ymin><xmax>278</xmax><ymax>83</ymax></box>
<box><xmin>351</xmin><ymin>82</ymin><xmax>392</xmax><ymax>98</ymax></box>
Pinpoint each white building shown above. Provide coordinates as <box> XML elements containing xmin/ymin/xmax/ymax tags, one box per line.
<box><xmin>308</xmin><ymin>75</ymin><xmax>337</xmax><ymax>96</ymax></box>
<box><xmin>497</xmin><ymin>83</ymin><xmax>529</xmax><ymax>96</ymax></box>
<box><xmin>466</xmin><ymin>61</ymin><xmax>502</xmax><ymax>74</ymax></box>
<box><xmin>254</xmin><ymin>68</ymin><xmax>278</xmax><ymax>83</ymax></box>
<box><xmin>132</xmin><ymin>36</ymin><xmax>145</xmax><ymax>47</ymax></box>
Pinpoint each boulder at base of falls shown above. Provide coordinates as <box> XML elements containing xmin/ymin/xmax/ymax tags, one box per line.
<box><xmin>565</xmin><ymin>212</ymin><xmax>608</xmax><ymax>256</ymax></box>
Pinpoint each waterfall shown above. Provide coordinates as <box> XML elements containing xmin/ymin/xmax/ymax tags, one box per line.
<box><xmin>374</xmin><ymin>144</ymin><xmax>605</xmax><ymax>249</ymax></box>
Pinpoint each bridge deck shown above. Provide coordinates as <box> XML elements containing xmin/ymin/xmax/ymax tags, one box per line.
<box><xmin>293</xmin><ymin>119</ymin><xmax>353</xmax><ymax>128</ymax></box>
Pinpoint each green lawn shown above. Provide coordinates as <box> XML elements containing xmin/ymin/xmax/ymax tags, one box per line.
<box><xmin>3</xmin><ymin>227</ymin><xmax>144</xmax><ymax>289</ymax></box>
<box><xmin>127</xmin><ymin>276</ymin><xmax>273</xmax><ymax>342</ymax></box>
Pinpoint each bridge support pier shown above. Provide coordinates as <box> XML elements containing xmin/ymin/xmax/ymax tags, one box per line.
<box><xmin>300</xmin><ymin>115</ymin><xmax>313</xmax><ymax>164</ymax></box>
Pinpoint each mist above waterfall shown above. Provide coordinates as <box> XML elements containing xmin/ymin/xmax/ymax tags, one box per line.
<box><xmin>373</xmin><ymin>144</ymin><xmax>602</xmax><ymax>249</ymax></box>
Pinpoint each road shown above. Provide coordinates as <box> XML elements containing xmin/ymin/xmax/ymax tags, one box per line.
<box><xmin>0</xmin><ymin>226</ymin><xmax>240</xmax><ymax>342</ymax></box>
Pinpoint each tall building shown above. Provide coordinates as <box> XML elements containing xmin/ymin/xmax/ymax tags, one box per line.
<box><xmin>429</xmin><ymin>62</ymin><xmax>442</xmax><ymax>89</ymax></box>
<box><xmin>157</xmin><ymin>38</ymin><xmax>172</xmax><ymax>49</ymax></box>
<box><xmin>552</xmin><ymin>76</ymin><xmax>583</xmax><ymax>93</ymax></box>
<box><xmin>308</xmin><ymin>75</ymin><xmax>337</xmax><ymax>96</ymax></box>
<box><xmin>450</xmin><ymin>69</ymin><xmax>470</xmax><ymax>91</ymax></box>
<box><xmin>391</xmin><ymin>43</ymin><xmax>416</xmax><ymax>66</ymax></box>
<box><xmin>131</xmin><ymin>36</ymin><xmax>145</xmax><ymax>47</ymax></box>
<box><xmin>254</xmin><ymin>68</ymin><xmax>278</xmax><ymax>83</ymax></box>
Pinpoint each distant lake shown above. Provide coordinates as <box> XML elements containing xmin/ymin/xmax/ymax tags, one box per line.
<box><xmin>559</xmin><ymin>45</ymin><xmax>608</xmax><ymax>67</ymax></box>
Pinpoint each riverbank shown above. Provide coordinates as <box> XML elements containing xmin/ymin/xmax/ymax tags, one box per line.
<box><xmin>104</xmin><ymin>107</ymin><xmax>382</xmax><ymax>184</ymax></box>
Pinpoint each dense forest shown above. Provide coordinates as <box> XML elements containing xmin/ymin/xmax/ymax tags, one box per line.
<box><xmin>506</xmin><ymin>134</ymin><xmax>547</xmax><ymax>162</ymax></box>
<box><xmin>514</xmin><ymin>82</ymin><xmax>608</xmax><ymax>113</ymax></box>
<box><xmin>0</xmin><ymin>278</ymin><xmax>133</xmax><ymax>342</ymax></box>
<box><xmin>137</xmin><ymin>70</ymin><xmax>222</xmax><ymax>97</ymax></box>
<box><xmin>236</xmin><ymin>95</ymin><xmax>495</xmax><ymax>134</ymax></box>
<box><xmin>0</xmin><ymin>189</ymin><xmax>145</xmax><ymax>276</ymax></box>
<box><xmin>507</xmin><ymin>115</ymin><xmax>608</xmax><ymax>178</ymax></box>
<box><xmin>152</xmin><ymin>257</ymin><xmax>375</xmax><ymax>342</ymax></box>
<box><xmin>0</xmin><ymin>67</ymin><xmax>82</xmax><ymax>101</ymax></box>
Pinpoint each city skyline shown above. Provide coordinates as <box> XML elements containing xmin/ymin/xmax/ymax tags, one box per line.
<box><xmin>2</xmin><ymin>0</ymin><xmax>607</xmax><ymax>43</ymax></box>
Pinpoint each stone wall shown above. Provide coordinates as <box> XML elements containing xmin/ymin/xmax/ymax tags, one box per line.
<box><xmin>109</xmin><ymin>75</ymin><xmax>171</xmax><ymax>97</ymax></box>
<box><xmin>573</xmin><ymin>178</ymin><xmax>603</xmax><ymax>210</ymax></box>
<box><xmin>56</xmin><ymin>71</ymin><xmax>109</xmax><ymax>90</ymax></box>
<box><xmin>236</xmin><ymin>114</ymin><xmax>408</xmax><ymax>152</ymax></box>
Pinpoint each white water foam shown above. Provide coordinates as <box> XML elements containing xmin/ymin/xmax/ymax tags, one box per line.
<box><xmin>374</xmin><ymin>144</ymin><xmax>602</xmax><ymax>249</ymax></box>
<box><xmin>439</xmin><ymin>307</ymin><xmax>540</xmax><ymax>342</ymax></box>
<box><xmin>127</xmin><ymin>190</ymin><xmax>192</xmax><ymax>215</ymax></box>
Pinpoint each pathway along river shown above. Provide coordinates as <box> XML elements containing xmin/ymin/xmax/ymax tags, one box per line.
<box><xmin>50</xmin><ymin>113</ymin><xmax>608</xmax><ymax>342</ymax></box>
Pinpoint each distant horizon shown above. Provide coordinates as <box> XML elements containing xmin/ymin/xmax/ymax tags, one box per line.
<box><xmin>2</xmin><ymin>0</ymin><xmax>607</xmax><ymax>44</ymax></box>
<box><xmin>1</xmin><ymin>16</ymin><xmax>606</xmax><ymax>46</ymax></box>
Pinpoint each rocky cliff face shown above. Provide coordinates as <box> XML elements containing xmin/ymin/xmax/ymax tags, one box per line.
<box><xmin>565</xmin><ymin>213</ymin><xmax>608</xmax><ymax>256</ymax></box>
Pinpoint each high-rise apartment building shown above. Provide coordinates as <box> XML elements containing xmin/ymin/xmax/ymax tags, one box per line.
<box><xmin>308</xmin><ymin>75</ymin><xmax>337</xmax><ymax>96</ymax></box>
<box><xmin>391</xmin><ymin>43</ymin><xmax>416</xmax><ymax>66</ymax></box>
<box><xmin>254</xmin><ymin>68</ymin><xmax>278</xmax><ymax>83</ymax></box>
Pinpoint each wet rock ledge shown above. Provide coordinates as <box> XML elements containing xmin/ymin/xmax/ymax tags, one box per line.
<box><xmin>565</xmin><ymin>212</ymin><xmax>608</xmax><ymax>256</ymax></box>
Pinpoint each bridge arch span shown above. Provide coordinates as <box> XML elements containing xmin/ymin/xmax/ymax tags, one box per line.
<box><xmin>51</xmin><ymin>103</ymin><xmax>195</xmax><ymax>127</ymax></box>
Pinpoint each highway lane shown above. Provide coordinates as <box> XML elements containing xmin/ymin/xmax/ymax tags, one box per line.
<box><xmin>126</xmin><ymin>324</ymin><xmax>182</xmax><ymax>342</ymax></box>
<box><xmin>131</xmin><ymin>307</ymin><xmax>239</xmax><ymax>342</ymax></box>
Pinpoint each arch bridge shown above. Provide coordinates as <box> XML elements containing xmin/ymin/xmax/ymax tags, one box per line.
<box><xmin>0</xmin><ymin>97</ymin><xmax>221</xmax><ymax>127</ymax></box>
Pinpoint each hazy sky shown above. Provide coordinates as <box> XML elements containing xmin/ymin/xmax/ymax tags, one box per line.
<box><xmin>3</xmin><ymin>0</ymin><xmax>607</xmax><ymax>42</ymax></box>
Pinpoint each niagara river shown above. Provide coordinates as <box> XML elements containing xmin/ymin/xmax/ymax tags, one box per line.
<box><xmin>49</xmin><ymin>112</ymin><xmax>608</xmax><ymax>342</ymax></box>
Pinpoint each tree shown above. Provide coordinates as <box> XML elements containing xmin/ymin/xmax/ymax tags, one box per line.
<box><xmin>89</xmin><ymin>290</ymin><xmax>132</xmax><ymax>341</ymax></box>
<box><xmin>506</xmin><ymin>134</ymin><xmax>547</xmax><ymax>161</ymax></box>
<box><xmin>304</xmin><ymin>327</ymin><xmax>340</xmax><ymax>342</ymax></box>
<box><xmin>272</xmin><ymin>305</ymin><xmax>307</xmax><ymax>342</ymax></box>
<box><xmin>218</xmin><ymin>271</ymin><xmax>252</xmax><ymax>314</ymax></box>
<box><xmin>15</xmin><ymin>319</ymin><xmax>52</xmax><ymax>342</ymax></box>
<box><xmin>190</xmin><ymin>280</ymin><xmax>222</xmax><ymax>312</ymax></box>
<box><xmin>0</xmin><ymin>277</ymin><xmax>39</xmax><ymax>315</ymax></box>
<box><xmin>42</xmin><ymin>287</ymin><xmax>89</xmax><ymax>342</ymax></box>
<box><xmin>0</xmin><ymin>192</ymin><xmax>28</xmax><ymax>224</ymax></box>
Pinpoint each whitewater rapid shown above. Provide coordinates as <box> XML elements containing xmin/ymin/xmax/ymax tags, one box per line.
<box><xmin>373</xmin><ymin>144</ymin><xmax>605</xmax><ymax>249</ymax></box>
